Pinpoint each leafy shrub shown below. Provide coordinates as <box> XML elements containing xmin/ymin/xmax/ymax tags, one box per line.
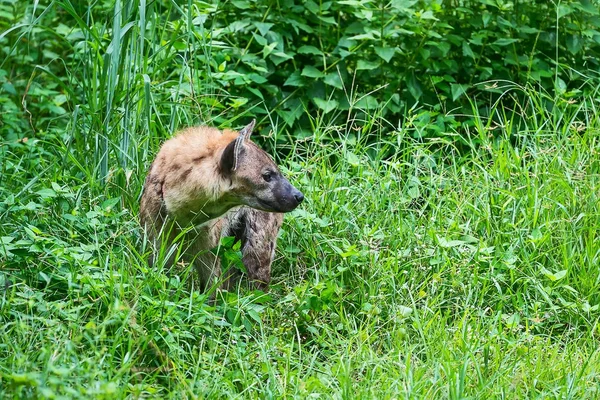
<box><xmin>1</xmin><ymin>0</ymin><xmax>599</xmax><ymax>172</ymax></box>
<box><xmin>196</xmin><ymin>0</ymin><xmax>600</xmax><ymax>137</ymax></box>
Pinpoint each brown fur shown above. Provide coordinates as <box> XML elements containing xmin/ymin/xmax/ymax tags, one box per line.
<box><xmin>140</xmin><ymin>122</ymin><xmax>302</xmax><ymax>292</ymax></box>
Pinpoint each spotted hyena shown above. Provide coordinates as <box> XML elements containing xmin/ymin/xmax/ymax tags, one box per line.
<box><xmin>139</xmin><ymin>120</ymin><xmax>303</xmax><ymax>291</ymax></box>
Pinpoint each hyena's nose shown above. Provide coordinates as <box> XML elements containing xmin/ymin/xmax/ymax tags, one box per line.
<box><xmin>294</xmin><ymin>190</ymin><xmax>304</xmax><ymax>204</ymax></box>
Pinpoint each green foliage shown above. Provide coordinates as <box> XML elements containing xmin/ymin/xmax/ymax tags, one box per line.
<box><xmin>3</xmin><ymin>0</ymin><xmax>600</xmax><ymax>154</ymax></box>
<box><xmin>206</xmin><ymin>0</ymin><xmax>600</xmax><ymax>136</ymax></box>
<box><xmin>2</xmin><ymin>104</ymin><xmax>600</xmax><ymax>396</ymax></box>
<box><xmin>1</xmin><ymin>0</ymin><xmax>600</xmax><ymax>398</ymax></box>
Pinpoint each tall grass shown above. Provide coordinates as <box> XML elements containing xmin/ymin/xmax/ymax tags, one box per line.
<box><xmin>1</xmin><ymin>1</ymin><xmax>599</xmax><ymax>398</ymax></box>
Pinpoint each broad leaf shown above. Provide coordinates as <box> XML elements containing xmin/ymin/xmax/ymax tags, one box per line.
<box><xmin>314</xmin><ymin>98</ymin><xmax>339</xmax><ymax>113</ymax></box>
<box><xmin>323</xmin><ymin>72</ymin><xmax>343</xmax><ymax>89</ymax></box>
<box><xmin>493</xmin><ymin>38</ymin><xmax>519</xmax><ymax>46</ymax></box>
<box><xmin>254</xmin><ymin>22</ymin><xmax>274</xmax><ymax>36</ymax></box>
<box><xmin>406</xmin><ymin>72</ymin><xmax>422</xmax><ymax>100</ymax></box>
<box><xmin>301</xmin><ymin>66</ymin><xmax>324</xmax><ymax>78</ymax></box>
<box><xmin>284</xmin><ymin>71</ymin><xmax>305</xmax><ymax>87</ymax></box>
<box><xmin>356</xmin><ymin>59</ymin><xmax>379</xmax><ymax>70</ymax></box>
<box><xmin>451</xmin><ymin>83</ymin><xmax>469</xmax><ymax>101</ymax></box>
<box><xmin>297</xmin><ymin>45</ymin><xmax>323</xmax><ymax>55</ymax></box>
<box><xmin>374</xmin><ymin>46</ymin><xmax>395</xmax><ymax>62</ymax></box>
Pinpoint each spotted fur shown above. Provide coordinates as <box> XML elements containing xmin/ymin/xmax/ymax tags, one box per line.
<box><xmin>139</xmin><ymin>120</ymin><xmax>303</xmax><ymax>291</ymax></box>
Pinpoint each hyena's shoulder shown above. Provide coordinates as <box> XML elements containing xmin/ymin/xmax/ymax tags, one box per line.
<box><xmin>140</xmin><ymin>125</ymin><xmax>240</xmax><ymax>228</ymax></box>
<box><xmin>153</xmin><ymin>127</ymin><xmax>235</xmax><ymax>188</ymax></box>
<box><xmin>156</xmin><ymin>126</ymin><xmax>237</xmax><ymax>169</ymax></box>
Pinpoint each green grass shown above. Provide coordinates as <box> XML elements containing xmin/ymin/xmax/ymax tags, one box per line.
<box><xmin>2</xmin><ymin>109</ymin><xmax>599</xmax><ymax>398</ymax></box>
<box><xmin>1</xmin><ymin>2</ymin><xmax>600</xmax><ymax>399</ymax></box>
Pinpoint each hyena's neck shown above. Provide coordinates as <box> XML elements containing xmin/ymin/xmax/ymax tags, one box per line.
<box><xmin>160</xmin><ymin>165</ymin><xmax>239</xmax><ymax>227</ymax></box>
<box><xmin>168</xmin><ymin>195</ymin><xmax>240</xmax><ymax>228</ymax></box>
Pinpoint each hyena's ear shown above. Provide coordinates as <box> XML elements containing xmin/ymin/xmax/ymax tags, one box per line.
<box><xmin>220</xmin><ymin>119</ymin><xmax>256</xmax><ymax>173</ymax></box>
<box><xmin>238</xmin><ymin>119</ymin><xmax>255</xmax><ymax>142</ymax></box>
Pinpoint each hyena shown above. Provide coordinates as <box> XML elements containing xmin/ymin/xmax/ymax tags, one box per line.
<box><xmin>139</xmin><ymin>120</ymin><xmax>303</xmax><ymax>291</ymax></box>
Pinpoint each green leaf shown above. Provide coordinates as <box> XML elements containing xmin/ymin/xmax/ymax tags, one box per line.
<box><xmin>252</xmin><ymin>33</ymin><xmax>267</xmax><ymax>46</ymax></box>
<box><xmin>323</xmin><ymin>72</ymin><xmax>343</xmax><ymax>89</ymax></box>
<box><xmin>482</xmin><ymin>12</ymin><xmax>492</xmax><ymax>27</ymax></box>
<box><xmin>419</xmin><ymin>10</ymin><xmax>438</xmax><ymax>20</ymax></box>
<box><xmin>229</xmin><ymin>97</ymin><xmax>248</xmax><ymax>109</ymax></box>
<box><xmin>54</xmin><ymin>94</ymin><xmax>68</xmax><ymax>106</ymax></box>
<box><xmin>37</xmin><ymin>188</ymin><xmax>57</xmax><ymax>199</ymax></box>
<box><xmin>318</xmin><ymin>15</ymin><xmax>336</xmax><ymax>25</ymax></box>
<box><xmin>493</xmin><ymin>38</ymin><xmax>518</xmax><ymax>46</ymax></box>
<box><xmin>434</xmin><ymin>41</ymin><xmax>451</xmax><ymax>56</ymax></box>
<box><xmin>297</xmin><ymin>45</ymin><xmax>323</xmax><ymax>55</ymax></box>
<box><xmin>406</xmin><ymin>72</ymin><xmax>422</xmax><ymax>100</ymax></box>
<box><xmin>349</xmin><ymin>32</ymin><xmax>377</xmax><ymax>41</ymax></box>
<box><xmin>397</xmin><ymin>305</ymin><xmax>413</xmax><ymax>318</ymax></box>
<box><xmin>231</xmin><ymin>0</ymin><xmax>251</xmax><ymax>8</ymax></box>
<box><xmin>530</xmin><ymin>228</ymin><xmax>543</xmax><ymax>241</ymax></box>
<box><xmin>301</xmin><ymin>66</ymin><xmax>324</xmax><ymax>78</ymax></box>
<box><xmin>580</xmin><ymin>0</ymin><xmax>600</xmax><ymax>15</ymax></box>
<box><xmin>356</xmin><ymin>59</ymin><xmax>379</xmax><ymax>70</ymax></box>
<box><xmin>218</xmin><ymin>70</ymin><xmax>245</xmax><ymax>82</ymax></box>
<box><xmin>450</xmin><ymin>83</ymin><xmax>469</xmax><ymax>101</ymax></box>
<box><xmin>565</xmin><ymin>34</ymin><xmax>582</xmax><ymax>54</ymax></box>
<box><xmin>246</xmin><ymin>87</ymin><xmax>264</xmax><ymax>100</ymax></box>
<box><xmin>313</xmin><ymin>98</ymin><xmax>339</xmax><ymax>113</ymax></box>
<box><xmin>277</xmin><ymin>106</ymin><xmax>303</xmax><ymax>126</ymax></box>
<box><xmin>262</xmin><ymin>42</ymin><xmax>277</xmax><ymax>58</ymax></box>
<box><xmin>505</xmin><ymin>313</ymin><xmax>520</xmax><ymax>329</ymax></box>
<box><xmin>437</xmin><ymin>236</ymin><xmax>466</xmax><ymax>248</ymax></box>
<box><xmin>541</xmin><ymin>267</ymin><xmax>568</xmax><ymax>282</ymax></box>
<box><xmin>247</xmin><ymin>308</ymin><xmax>263</xmax><ymax>323</ymax></box>
<box><xmin>288</xmin><ymin>19</ymin><xmax>313</xmax><ymax>34</ymax></box>
<box><xmin>555</xmin><ymin>77</ymin><xmax>567</xmax><ymax>94</ymax></box>
<box><xmin>462</xmin><ymin>41</ymin><xmax>475</xmax><ymax>59</ymax></box>
<box><xmin>374</xmin><ymin>46</ymin><xmax>395</xmax><ymax>62</ymax></box>
<box><xmin>227</xmin><ymin>20</ymin><xmax>249</xmax><ymax>32</ymax></box>
<box><xmin>305</xmin><ymin>0</ymin><xmax>319</xmax><ymax>14</ymax></box>
<box><xmin>338</xmin><ymin>0</ymin><xmax>368</xmax><ymax>5</ymax></box>
<box><xmin>270</xmin><ymin>51</ymin><xmax>293</xmax><ymax>64</ymax></box>
<box><xmin>1</xmin><ymin>236</ymin><xmax>15</xmax><ymax>245</ymax></box>
<box><xmin>557</xmin><ymin>3</ymin><xmax>574</xmax><ymax>18</ymax></box>
<box><xmin>355</xmin><ymin>95</ymin><xmax>378</xmax><ymax>109</ymax></box>
<box><xmin>2</xmin><ymin>82</ymin><xmax>16</xmax><ymax>95</ymax></box>
<box><xmin>101</xmin><ymin>197</ymin><xmax>120</xmax><ymax>210</ymax></box>
<box><xmin>284</xmin><ymin>71</ymin><xmax>305</xmax><ymax>87</ymax></box>
<box><xmin>248</xmin><ymin>73</ymin><xmax>267</xmax><ymax>84</ymax></box>
<box><xmin>254</xmin><ymin>22</ymin><xmax>274</xmax><ymax>36</ymax></box>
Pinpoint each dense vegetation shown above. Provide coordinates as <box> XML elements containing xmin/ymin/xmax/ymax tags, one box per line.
<box><xmin>1</xmin><ymin>0</ymin><xmax>599</xmax><ymax>398</ymax></box>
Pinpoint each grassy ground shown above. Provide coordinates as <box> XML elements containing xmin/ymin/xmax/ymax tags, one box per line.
<box><xmin>2</xmin><ymin>103</ymin><xmax>599</xmax><ymax>398</ymax></box>
<box><xmin>1</xmin><ymin>2</ymin><xmax>600</xmax><ymax>399</ymax></box>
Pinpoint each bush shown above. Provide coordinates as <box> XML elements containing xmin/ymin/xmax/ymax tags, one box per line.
<box><xmin>1</xmin><ymin>0</ymin><xmax>599</xmax><ymax>168</ymax></box>
<box><xmin>199</xmin><ymin>0</ymin><xmax>600</xmax><ymax>136</ymax></box>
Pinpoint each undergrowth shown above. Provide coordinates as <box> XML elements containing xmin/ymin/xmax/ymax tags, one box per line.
<box><xmin>1</xmin><ymin>91</ymin><xmax>599</xmax><ymax>397</ymax></box>
<box><xmin>1</xmin><ymin>0</ymin><xmax>599</xmax><ymax>399</ymax></box>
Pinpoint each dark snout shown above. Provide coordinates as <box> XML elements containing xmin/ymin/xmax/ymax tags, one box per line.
<box><xmin>276</xmin><ymin>182</ymin><xmax>303</xmax><ymax>212</ymax></box>
<box><xmin>256</xmin><ymin>177</ymin><xmax>304</xmax><ymax>213</ymax></box>
<box><xmin>292</xmin><ymin>188</ymin><xmax>304</xmax><ymax>205</ymax></box>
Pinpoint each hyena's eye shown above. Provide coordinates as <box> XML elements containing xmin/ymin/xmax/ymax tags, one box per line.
<box><xmin>262</xmin><ymin>171</ymin><xmax>273</xmax><ymax>183</ymax></box>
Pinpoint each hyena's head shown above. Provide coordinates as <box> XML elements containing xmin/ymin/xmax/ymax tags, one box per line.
<box><xmin>220</xmin><ymin>120</ymin><xmax>304</xmax><ymax>213</ymax></box>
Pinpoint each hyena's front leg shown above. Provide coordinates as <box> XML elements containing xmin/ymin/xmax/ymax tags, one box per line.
<box><xmin>188</xmin><ymin>219</ymin><xmax>237</xmax><ymax>292</ymax></box>
<box><xmin>241</xmin><ymin>209</ymin><xmax>284</xmax><ymax>290</ymax></box>
<box><xmin>192</xmin><ymin>251</ymin><xmax>221</xmax><ymax>291</ymax></box>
